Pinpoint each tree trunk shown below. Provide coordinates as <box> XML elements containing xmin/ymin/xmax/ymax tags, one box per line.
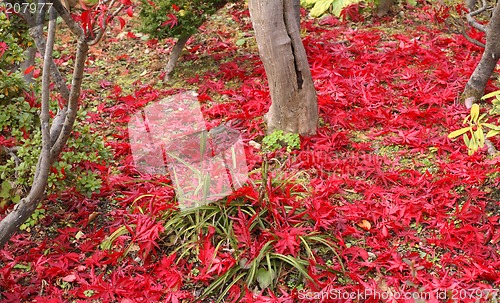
<box><xmin>164</xmin><ymin>35</ymin><xmax>190</xmax><ymax>81</ymax></box>
<box><xmin>249</xmin><ymin>0</ymin><xmax>318</xmax><ymax>135</ymax></box>
<box><xmin>463</xmin><ymin>4</ymin><xmax>500</xmax><ymax>102</ymax></box>
<box><xmin>376</xmin><ymin>0</ymin><xmax>394</xmax><ymax>17</ymax></box>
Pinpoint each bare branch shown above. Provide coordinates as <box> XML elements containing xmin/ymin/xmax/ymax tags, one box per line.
<box><xmin>89</xmin><ymin>3</ymin><xmax>124</xmax><ymax>45</ymax></box>
<box><xmin>461</xmin><ymin>28</ymin><xmax>486</xmax><ymax>47</ymax></box>
<box><xmin>32</xmin><ymin>7</ymin><xmax>56</xmax><ymax>189</ymax></box>
<box><xmin>50</xmin><ymin>38</ymin><xmax>89</xmax><ymax>161</ymax></box>
<box><xmin>470</xmin><ymin>0</ymin><xmax>489</xmax><ymax>17</ymax></box>
<box><xmin>466</xmin><ymin>0</ymin><xmax>489</xmax><ymax>32</ymax></box>
<box><xmin>46</xmin><ymin>0</ymin><xmax>89</xmax><ymax>161</ymax></box>
<box><xmin>20</xmin><ymin>7</ymin><xmax>71</xmax><ymax>144</ymax></box>
<box><xmin>48</xmin><ymin>0</ymin><xmax>85</xmax><ymax>37</ymax></box>
<box><xmin>0</xmin><ymin>1</ymin><xmax>90</xmax><ymax>249</ymax></box>
<box><xmin>22</xmin><ymin>9</ymin><xmax>70</xmax><ymax>101</ymax></box>
<box><xmin>1</xmin><ymin>147</ymin><xmax>21</xmax><ymax>178</ymax></box>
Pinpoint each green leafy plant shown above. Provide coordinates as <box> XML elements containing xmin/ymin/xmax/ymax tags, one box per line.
<box><xmin>448</xmin><ymin>102</ymin><xmax>500</xmax><ymax>155</ymax></box>
<box><xmin>155</xmin><ymin>199</ymin><xmax>341</xmax><ymax>302</ymax></box>
<box><xmin>300</xmin><ymin>0</ymin><xmax>362</xmax><ymax>17</ymax></box>
<box><xmin>138</xmin><ymin>0</ymin><xmax>238</xmax><ymax>40</ymax></box>
<box><xmin>19</xmin><ymin>203</ymin><xmax>45</xmax><ymax>231</ymax></box>
<box><xmin>262</xmin><ymin>130</ymin><xmax>301</xmax><ymax>153</ymax></box>
<box><xmin>0</xmin><ymin>13</ymin><xmax>30</xmax><ymax>98</ymax></box>
<box><xmin>0</xmin><ymin>12</ymin><xmax>112</xmax><ymax>199</ymax></box>
<box><xmin>482</xmin><ymin>90</ymin><xmax>500</xmax><ymax>116</ymax></box>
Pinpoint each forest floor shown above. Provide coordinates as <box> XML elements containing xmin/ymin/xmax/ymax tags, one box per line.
<box><xmin>1</xmin><ymin>2</ymin><xmax>500</xmax><ymax>303</ymax></box>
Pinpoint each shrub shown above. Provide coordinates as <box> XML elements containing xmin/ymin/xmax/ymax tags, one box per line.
<box><xmin>448</xmin><ymin>93</ymin><xmax>500</xmax><ymax>155</ymax></box>
<box><xmin>0</xmin><ymin>12</ymin><xmax>111</xmax><ymax>200</ymax></box>
<box><xmin>138</xmin><ymin>0</ymin><xmax>237</xmax><ymax>39</ymax></box>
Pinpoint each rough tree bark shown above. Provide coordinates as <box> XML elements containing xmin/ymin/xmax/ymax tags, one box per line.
<box><xmin>376</xmin><ymin>0</ymin><xmax>394</xmax><ymax>17</ymax></box>
<box><xmin>248</xmin><ymin>0</ymin><xmax>318</xmax><ymax>135</ymax></box>
<box><xmin>463</xmin><ymin>3</ymin><xmax>500</xmax><ymax>102</ymax></box>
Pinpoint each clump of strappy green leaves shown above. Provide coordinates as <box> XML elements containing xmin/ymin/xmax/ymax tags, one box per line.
<box><xmin>448</xmin><ymin>91</ymin><xmax>500</xmax><ymax>155</ymax></box>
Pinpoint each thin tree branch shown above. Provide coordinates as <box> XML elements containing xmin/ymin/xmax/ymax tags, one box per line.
<box><xmin>470</xmin><ymin>0</ymin><xmax>489</xmax><ymax>17</ymax></box>
<box><xmin>34</xmin><ymin>7</ymin><xmax>56</xmax><ymax>189</ymax></box>
<box><xmin>50</xmin><ymin>37</ymin><xmax>89</xmax><ymax>161</ymax></box>
<box><xmin>89</xmin><ymin>3</ymin><xmax>124</xmax><ymax>46</ymax></box>
<box><xmin>26</xmin><ymin>35</ymin><xmax>70</xmax><ymax>101</ymax></box>
<box><xmin>0</xmin><ymin>1</ymin><xmax>90</xmax><ymax>249</ymax></box>
<box><xmin>1</xmin><ymin>147</ymin><xmax>21</xmax><ymax>178</ymax></box>
<box><xmin>466</xmin><ymin>0</ymin><xmax>489</xmax><ymax>32</ymax></box>
<box><xmin>49</xmin><ymin>0</ymin><xmax>85</xmax><ymax>37</ymax></box>
<box><xmin>461</xmin><ymin>28</ymin><xmax>486</xmax><ymax>47</ymax></box>
<box><xmin>20</xmin><ymin>9</ymin><xmax>70</xmax><ymax>145</ymax></box>
<box><xmin>21</xmin><ymin>8</ymin><xmax>70</xmax><ymax>101</ymax></box>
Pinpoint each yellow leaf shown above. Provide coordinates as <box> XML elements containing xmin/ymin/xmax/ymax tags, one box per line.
<box><xmin>486</xmin><ymin>129</ymin><xmax>500</xmax><ymax>138</ymax></box>
<box><xmin>310</xmin><ymin>0</ymin><xmax>335</xmax><ymax>17</ymax></box>
<box><xmin>330</xmin><ymin>0</ymin><xmax>361</xmax><ymax>16</ymax></box>
<box><xmin>478</xmin><ymin>113</ymin><xmax>487</xmax><ymax>122</ymax></box>
<box><xmin>463</xmin><ymin>133</ymin><xmax>470</xmax><ymax>146</ymax></box>
<box><xmin>470</xmin><ymin>104</ymin><xmax>480</xmax><ymax>122</ymax></box>
<box><xmin>481</xmin><ymin>90</ymin><xmax>500</xmax><ymax>100</ymax></box>
<box><xmin>463</xmin><ymin>115</ymin><xmax>470</xmax><ymax>125</ymax></box>
<box><xmin>469</xmin><ymin>135</ymin><xmax>478</xmax><ymax>150</ymax></box>
<box><xmin>482</xmin><ymin>123</ymin><xmax>500</xmax><ymax>131</ymax></box>
<box><xmin>474</xmin><ymin>129</ymin><xmax>485</xmax><ymax>147</ymax></box>
<box><xmin>448</xmin><ymin>127</ymin><xmax>470</xmax><ymax>139</ymax></box>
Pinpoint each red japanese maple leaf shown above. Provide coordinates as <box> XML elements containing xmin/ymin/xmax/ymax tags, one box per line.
<box><xmin>273</xmin><ymin>227</ymin><xmax>306</xmax><ymax>256</ymax></box>
<box><xmin>162</xmin><ymin>14</ymin><xmax>178</xmax><ymax>28</ymax></box>
<box><xmin>126</xmin><ymin>215</ymin><xmax>164</xmax><ymax>260</ymax></box>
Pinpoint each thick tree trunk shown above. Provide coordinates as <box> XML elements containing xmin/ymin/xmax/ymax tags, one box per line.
<box><xmin>376</xmin><ymin>0</ymin><xmax>394</xmax><ymax>17</ymax></box>
<box><xmin>463</xmin><ymin>4</ymin><xmax>500</xmax><ymax>102</ymax></box>
<box><xmin>249</xmin><ymin>0</ymin><xmax>318</xmax><ymax>135</ymax></box>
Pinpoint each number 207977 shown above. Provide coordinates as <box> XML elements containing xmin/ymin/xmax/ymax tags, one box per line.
<box><xmin>1</xmin><ymin>1</ymin><xmax>54</xmax><ymax>15</ymax></box>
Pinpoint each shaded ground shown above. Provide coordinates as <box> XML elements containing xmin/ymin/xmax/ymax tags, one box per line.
<box><xmin>1</xmin><ymin>2</ymin><xmax>499</xmax><ymax>303</ymax></box>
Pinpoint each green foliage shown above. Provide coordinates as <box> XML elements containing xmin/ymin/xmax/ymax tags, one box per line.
<box><xmin>154</xmin><ymin>200</ymin><xmax>340</xmax><ymax>302</ymax></box>
<box><xmin>0</xmin><ymin>13</ymin><xmax>111</xmax><ymax>199</ymax></box>
<box><xmin>0</xmin><ymin>107</ymin><xmax>112</xmax><ymax>197</ymax></box>
<box><xmin>138</xmin><ymin>0</ymin><xmax>237</xmax><ymax>40</ymax></box>
<box><xmin>300</xmin><ymin>0</ymin><xmax>362</xmax><ymax>17</ymax></box>
<box><xmin>83</xmin><ymin>290</ymin><xmax>95</xmax><ymax>297</ymax></box>
<box><xmin>19</xmin><ymin>203</ymin><xmax>46</xmax><ymax>231</ymax></box>
<box><xmin>262</xmin><ymin>130</ymin><xmax>301</xmax><ymax>153</ymax></box>
<box><xmin>483</xmin><ymin>90</ymin><xmax>500</xmax><ymax>116</ymax></box>
<box><xmin>448</xmin><ymin>100</ymin><xmax>500</xmax><ymax>155</ymax></box>
<box><xmin>0</xmin><ymin>13</ymin><xmax>30</xmax><ymax>98</ymax></box>
<box><xmin>100</xmin><ymin>225</ymin><xmax>131</xmax><ymax>250</ymax></box>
